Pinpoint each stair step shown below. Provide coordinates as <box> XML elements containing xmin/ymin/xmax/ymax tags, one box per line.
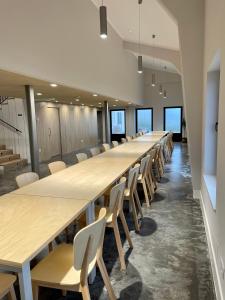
<box><xmin>0</xmin><ymin>158</ymin><xmax>28</xmax><ymax>168</ymax></box>
<box><xmin>0</xmin><ymin>149</ymin><xmax>13</xmax><ymax>156</ymax></box>
<box><xmin>0</xmin><ymin>154</ymin><xmax>20</xmax><ymax>164</ymax></box>
<box><xmin>0</xmin><ymin>145</ymin><xmax>6</xmax><ymax>150</ymax></box>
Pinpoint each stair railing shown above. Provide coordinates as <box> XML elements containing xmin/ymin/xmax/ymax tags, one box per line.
<box><xmin>0</xmin><ymin>118</ymin><xmax>22</xmax><ymax>134</ymax></box>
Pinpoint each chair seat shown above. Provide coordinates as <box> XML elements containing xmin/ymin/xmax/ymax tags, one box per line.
<box><xmin>31</xmin><ymin>244</ymin><xmax>95</xmax><ymax>288</ymax></box>
<box><xmin>0</xmin><ymin>273</ymin><xmax>16</xmax><ymax>296</ymax></box>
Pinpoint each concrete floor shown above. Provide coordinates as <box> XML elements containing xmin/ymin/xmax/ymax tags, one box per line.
<box><xmin>0</xmin><ymin>143</ymin><xmax>216</xmax><ymax>299</ymax></box>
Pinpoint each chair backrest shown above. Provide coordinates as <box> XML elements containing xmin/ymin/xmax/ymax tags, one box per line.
<box><xmin>76</xmin><ymin>153</ymin><xmax>88</xmax><ymax>163</ymax></box>
<box><xmin>90</xmin><ymin>147</ymin><xmax>101</xmax><ymax>157</ymax></box>
<box><xmin>121</xmin><ymin>138</ymin><xmax>126</xmax><ymax>144</ymax></box>
<box><xmin>102</xmin><ymin>143</ymin><xmax>110</xmax><ymax>152</ymax></box>
<box><xmin>112</xmin><ymin>141</ymin><xmax>119</xmax><ymax>147</ymax></box>
<box><xmin>73</xmin><ymin>208</ymin><xmax>106</xmax><ymax>275</ymax></box>
<box><xmin>109</xmin><ymin>177</ymin><xmax>126</xmax><ymax>215</ymax></box>
<box><xmin>127</xmin><ymin>164</ymin><xmax>140</xmax><ymax>193</ymax></box>
<box><xmin>126</xmin><ymin>136</ymin><xmax>132</xmax><ymax>141</ymax></box>
<box><xmin>139</xmin><ymin>156</ymin><xmax>149</xmax><ymax>175</ymax></box>
<box><xmin>48</xmin><ymin>161</ymin><xmax>66</xmax><ymax>174</ymax></box>
<box><xmin>16</xmin><ymin>172</ymin><xmax>39</xmax><ymax>188</ymax></box>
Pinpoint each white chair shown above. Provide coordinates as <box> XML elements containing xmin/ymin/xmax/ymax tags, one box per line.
<box><xmin>112</xmin><ymin>141</ymin><xmax>119</xmax><ymax>147</ymax></box>
<box><xmin>102</xmin><ymin>143</ymin><xmax>110</xmax><ymax>152</ymax></box>
<box><xmin>98</xmin><ymin>177</ymin><xmax>133</xmax><ymax>270</ymax></box>
<box><xmin>90</xmin><ymin>147</ymin><xmax>101</xmax><ymax>157</ymax></box>
<box><xmin>124</xmin><ymin>164</ymin><xmax>143</xmax><ymax>232</ymax></box>
<box><xmin>121</xmin><ymin>138</ymin><xmax>126</xmax><ymax>144</ymax></box>
<box><xmin>126</xmin><ymin>136</ymin><xmax>132</xmax><ymax>141</ymax></box>
<box><xmin>76</xmin><ymin>153</ymin><xmax>88</xmax><ymax>163</ymax></box>
<box><xmin>16</xmin><ymin>172</ymin><xmax>39</xmax><ymax>188</ymax></box>
<box><xmin>0</xmin><ymin>273</ymin><xmax>17</xmax><ymax>300</ymax></box>
<box><xmin>31</xmin><ymin>208</ymin><xmax>116</xmax><ymax>300</ymax></box>
<box><xmin>137</xmin><ymin>156</ymin><xmax>151</xmax><ymax>207</ymax></box>
<box><xmin>48</xmin><ymin>161</ymin><xmax>66</xmax><ymax>174</ymax></box>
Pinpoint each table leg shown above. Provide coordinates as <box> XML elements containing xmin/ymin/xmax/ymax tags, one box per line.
<box><xmin>86</xmin><ymin>202</ymin><xmax>96</xmax><ymax>283</ymax></box>
<box><xmin>18</xmin><ymin>262</ymin><xmax>33</xmax><ymax>300</ymax></box>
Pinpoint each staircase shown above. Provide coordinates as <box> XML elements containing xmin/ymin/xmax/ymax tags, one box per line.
<box><xmin>0</xmin><ymin>144</ymin><xmax>27</xmax><ymax>171</ymax></box>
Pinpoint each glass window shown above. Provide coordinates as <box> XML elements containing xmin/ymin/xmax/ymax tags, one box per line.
<box><xmin>111</xmin><ymin>110</ymin><xmax>125</xmax><ymax>134</ymax></box>
<box><xmin>164</xmin><ymin>107</ymin><xmax>182</xmax><ymax>133</ymax></box>
<box><xmin>136</xmin><ymin>108</ymin><xmax>153</xmax><ymax>133</ymax></box>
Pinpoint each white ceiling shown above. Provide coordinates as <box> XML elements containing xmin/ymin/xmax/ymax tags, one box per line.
<box><xmin>141</xmin><ymin>55</ymin><xmax>178</xmax><ymax>73</ymax></box>
<box><xmin>91</xmin><ymin>0</ymin><xmax>179</xmax><ymax>51</ymax></box>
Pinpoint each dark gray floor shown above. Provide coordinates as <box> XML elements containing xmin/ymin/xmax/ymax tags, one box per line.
<box><xmin>1</xmin><ymin>143</ymin><xmax>216</xmax><ymax>299</ymax></box>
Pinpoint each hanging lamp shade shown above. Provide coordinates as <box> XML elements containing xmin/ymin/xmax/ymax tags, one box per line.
<box><xmin>100</xmin><ymin>5</ymin><xmax>107</xmax><ymax>39</ymax></box>
<box><xmin>152</xmin><ymin>73</ymin><xmax>156</xmax><ymax>87</ymax></box>
<box><xmin>159</xmin><ymin>84</ymin><xmax>163</xmax><ymax>95</ymax></box>
<box><xmin>138</xmin><ymin>55</ymin><xmax>143</xmax><ymax>74</ymax></box>
<box><xmin>163</xmin><ymin>90</ymin><xmax>167</xmax><ymax>99</ymax></box>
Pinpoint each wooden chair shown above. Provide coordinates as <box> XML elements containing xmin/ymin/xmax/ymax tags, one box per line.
<box><xmin>146</xmin><ymin>150</ymin><xmax>157</xmax><ymax>197</ymax></box>
<box><xmin>121</xmin><ymin>138</ymin><xmax>126</xmax><ymax>144</ymax></box>
<box><xmin>48</xmin><ymin>161</ymin><xmax>66</xmax><ymax>174</ymax></box>
<box><xmin>124</xmin><ymin>164</ymin><xmax>143</xmax><ymax>232</ymax></box>
<box><xmin>112</xmin><ymin>141</ymin><xmax>119</xmax><ymax>148</ymax></box>
<box><xmin>76</xmin><ymin>153</ymin><xmax>88</xmax><ymax>163</ymax></box>
<box><xmin>102</xmin><ymin>143</ymin><xmax>110</xmax><ymax>152</ymax></box>
<box><xmin>31</xmin><ymin>208</ymin><xmax>116</xmax><ymax>300</ymax></box>
<box><xmin>153</xmin><ymin>144</ymin><xmax>164</xmax><ymax>180</ymax></box>
<box><xmin>126</xmin><ymin>136</ymin><xmax>132</xmax><ymax>141</ymax></box>
<box><xmin>137</xmin><ymin>156</ymin><xmax>151</xmax><ymax>207</ymax></box>
<box><xmin>90</xmin><ymin>147</ymin><xmax>100</xmax><ymax>157</ymax></box>
<box><xmin>97</xmin><ymin>177</ymin><xmax>133</xmax><ymax>270</ymax></box>
<box><xmin>16</xmin><ymin>172</ymin><xmax>39</xmax><ymax>188</ymax></box>
<box><xmin>0</xmin><ymin>273</ymin><xmax>17</xmax><ymax>300</ymax></box>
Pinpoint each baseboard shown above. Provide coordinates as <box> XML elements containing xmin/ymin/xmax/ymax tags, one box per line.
<box><xmin>193</xmin><ymin>189</ymin><xmax>201</xmax><ymax>199</ymax></box>
<box><xmin>199</xmin><ymin>191</ymin><xmax>224</xmax><ymax>300</ymax></box>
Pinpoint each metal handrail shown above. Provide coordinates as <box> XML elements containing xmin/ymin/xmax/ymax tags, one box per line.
<box><xmin>0</xmin><ymin>118</ymin><xmax>22</xmax><ymax>133</ymax></box>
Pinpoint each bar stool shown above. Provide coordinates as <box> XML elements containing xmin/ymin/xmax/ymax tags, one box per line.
<box><xmin>76</xmin><ymin>153</ymin><xmax>88</xmax><ymax>163</ymax></box>
<box><xmin>102</xmin><ymin>143</ymin><xmax>110</xmax><ymax>152</ymax></box>
<box><xmin>121</xmin><ymin>138</ymin><xmax>126</xmax><ymax>143</ymax></box>
<box><xmin>137</xmin><ymin>156</ymin><xmax>151</xmax><ymax>207</ymax></box>
<box><xmin>48</xmin><ymin>161</ymin><xmax>66</xmax><ymax>174</ymax></box>
<box><xmin>90</xmin><ymin>147</ymin><xmax>100</xmax><ymax>157</ymax></box>
<box><xmin>97</xmin><ymin>177</ymin><xmax>133</xmax><ymax>270</ymax></box>
<box><xmin>112</xmin><ymin>141</ymin><xmax>119</xmax><ymax>147</ymax></box>
<box><xmin>124</xmin><ymin>164</ymin><xmax>143</xmax><ymax>232</ymax></box>
<box><xmin>16</xmin><ymin>172</ymin><xmax>39</xmax><ymax>188</ymax></box>
<box><xmin>31</xmin><ymin>208</ymin><xmax>116</xmax><ymax>300</ymax></box>
<box><xmin>0</xmin><ymin>273</ymin><xmax>17</xmax><ymax>300</ymax></box>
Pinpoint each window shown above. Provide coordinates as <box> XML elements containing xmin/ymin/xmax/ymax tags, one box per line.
<box><xmin>110</xmin><ymin>110</ymin><xmax>125</xmax><ymax>135</ymax></box>
<box><xmin>136</xmin><ymin>108</ymin><xmax>153</xmax><ymax>133</ymax></box>
<box><xmin>164</xmin><ymin>107</ymin><xmax>183</xmax><ymax>141</ymax></box>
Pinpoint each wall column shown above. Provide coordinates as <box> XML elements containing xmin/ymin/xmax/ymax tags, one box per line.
<box><xmin>104</xmin><ymin>101</ymin><xmax>111</xmax><ymax>143</ymax></box>
<box><xmin>25</xmin><ymin>85</ymin><xmax>39</xmax><ymax>174</ymax></box>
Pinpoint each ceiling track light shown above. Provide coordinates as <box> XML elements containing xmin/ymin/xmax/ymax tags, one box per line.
<box><xmin>137</xmin><ymin>0</ymin><xmax>143</xmax><ymax>74</ymax></box>
<box><xmin>100</xmin><ymin>1</ymin><xmax>107</xmax><ymax>39</ymax></box>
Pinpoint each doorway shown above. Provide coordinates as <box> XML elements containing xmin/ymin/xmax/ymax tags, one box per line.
<box><xmin>163</xmin><ymin>106</ymin><xmax>183</xmax><ymax>142</ymax></box>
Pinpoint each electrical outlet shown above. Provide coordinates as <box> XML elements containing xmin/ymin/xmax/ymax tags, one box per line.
<box><xmin>220</xmin><ymin>256</ymin><xmax>225</xmax><ymax>280</ymax></box>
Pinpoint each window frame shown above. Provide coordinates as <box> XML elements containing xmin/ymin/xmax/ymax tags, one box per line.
<box><xmin>110</xmin><ymin>109</ymin><xmax>126</xmax><ymax>136</ymax></box>
<box><xmin>163</xmin><ymin>106</ymin><xmax>183</xmax><ymax>134</ymax></box>
<box><xmin>135</xmin><ymin>107</ymin><xmax>153</xmax><ymax>133</ymax></box>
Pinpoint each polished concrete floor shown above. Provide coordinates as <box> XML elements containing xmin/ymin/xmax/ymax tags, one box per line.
<box><xmin>1</xmin><ymin>143</ymin><xmax>216</xmax><ymax>299</ymax></box>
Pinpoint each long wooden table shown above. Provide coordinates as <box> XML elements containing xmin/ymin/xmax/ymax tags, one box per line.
<box><xmin>0</xmin><ymin>131</ymin><xmax>167</xmax><ymax>300</ymax></box>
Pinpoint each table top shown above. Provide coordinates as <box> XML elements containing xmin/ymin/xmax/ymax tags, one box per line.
<box><xmin>0</xmin><ymin>193</ymin><xmax>89</xmax><ymax>267</ymax></box>
<box><xmin>12</xmin><ymin>132</ymin><xmax>166</xmax><ymax>200</ymax></box>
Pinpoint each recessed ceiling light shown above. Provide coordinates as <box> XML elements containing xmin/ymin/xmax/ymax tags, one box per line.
<box><xmin>75</xmin><ymin>98</ymin><xmax>80</xmax><ymax>102</ymax></box>
<box><xmin>98</xmin><ymin>102</ymin><xmax>102</xmax><ymax>105</ymax></box>
<box><xmin>128</xmin><ymin>102</ymin><xmax>132</xmax><ymax>105</ymax></box>
<box><xmin>115</xmin><ymin>99</ymin><xmax>119</xmax><ymax>102</ymax></box>
<box><xmin>70</xmin><ymin>102</ymin><xmax>73</xmax><ymax>105</ymax></box>
<box><xmin>50</xmin><ymin>83</ymin><xmax>58</xmax><ymax>87</ymax></box>
<box><xmin>93</xmin><ymin>94</ymin><xmax>98</xmax><ymax>97</ymax></box>
<box><xmin>55</xmin><ymin>100</ymin><xmax>59</xmax><ymax>103</ymax></box>
<box><xmin>36</xmin><ymin>92</ymin><xmax>42</xmax><ymax>96</ymax></box>
<box><xmin>113</xmin><ymin>104</ymin><xmax>117</xmax><ymax>107</ymax></box>
<box><xmin>90</xmin><ymin>104</ymin><xmax>94</xmax><ymax>107</ymax></box>
<box><xmin>81</xmin><ymin>103</ymin><xmax>84</xmax><ymax>106</ymax></box>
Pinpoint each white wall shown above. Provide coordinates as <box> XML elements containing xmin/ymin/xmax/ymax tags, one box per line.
<box><xmin>0</xmin><ymin>0</ymin><xmax>143</xmax><ymax>105</ymax></box>
<box><xmin>0</xmin><ymin>99</ymin><xmax>30</xmax><ymax>160</ymax></box>
<box><xmin>143</xmin><ymin>68</ymin><xmax>183</xmax><ymax>131</ymax></box>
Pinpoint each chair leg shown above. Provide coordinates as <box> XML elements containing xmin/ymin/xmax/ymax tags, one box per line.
<box><xmin>97</xmin><ymin>256</ymin><xmax>116</xmax><ymax>300</ymax></box>
<box><xmin>7</xmin><ymin>286</ymin><xmax>17</xmax><ymax>300</ymax></box>
<box><xmin>119</xmin><ymin>211</ymin><xmax>133</xmax><ymax>248</ymax></box>
<box><xmin>80</xmin><ymin>282</ymin><xmax>91</xmax><ymax>300</ymax></box>
<box><xmin>32</xmin><ymin>283</ymin><xmax>39</xmax><ymax>300</ymax></box>
<box><xmin>112</xmin><ymin>220</ymin><xmax>126</xmax><ymax>270</ymax></box>
<box><xmin>142</xmin><ymin>179</ymin><xmax>150</xmax><ymax>207</ymax></box>
<box><xmin>130</xmin><ymin>195</ymin><xmax>140</xmax><ymax>232</ymax></box>
<box><xmin>145</xmin><ymin>175</ymin><xmax>153</xmax><ymax>201</ymax></box>
<box><xmin>134</xmin><ymin>190</ymin><xmax>143</xmax><ymax>219</ymax></box>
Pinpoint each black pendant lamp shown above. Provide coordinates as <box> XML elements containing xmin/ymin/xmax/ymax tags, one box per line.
<box><xmin>100</xmin><ymin>1</ymin><xmax>107</xmax><ymax>39</ymax></box>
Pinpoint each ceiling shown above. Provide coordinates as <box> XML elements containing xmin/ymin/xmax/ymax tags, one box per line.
<box><xmin>91</xmin><ymin>0</ymin><xmax>179</xmax><ymax>51</ymax></box>
<box><xmin>141</xmin><ymin>55</ymin><xmax>178</xmax><ymax>73</ymax></box>
<box><xmin>0</xmin><ymin>69</ymin><xmax>136</xmax><ymax>108</ymax></box>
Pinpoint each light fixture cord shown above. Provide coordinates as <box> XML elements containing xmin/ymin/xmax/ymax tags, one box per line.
<box><xmin>139</xmin><ymin>2</ymin><xmax>141</xmax><ymax>55</ymax></box>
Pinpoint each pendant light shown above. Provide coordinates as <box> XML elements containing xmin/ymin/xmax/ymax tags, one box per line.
<box><xmin>137</xmin><ymin>0</ymin><xmax>143</xmax><ymax>74</ymax></box>
<box><xmin>151</xmin><ymin>34</ymin><xmax>156</xmax><ymax>86</ymax></box>
<box><xmin>159</xmin><ymin>84</ymin><xmax>163</xmax><ymax>95</ymax></box>
<box><xmin>100</xmin><ymin>1</ymin><xmax>107</xmax><ymax>39</ymax></box>
<box><xmin>163</xmin><ymin>89</ymin><xmax>167</xmax><ymax>99</ymax></box>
